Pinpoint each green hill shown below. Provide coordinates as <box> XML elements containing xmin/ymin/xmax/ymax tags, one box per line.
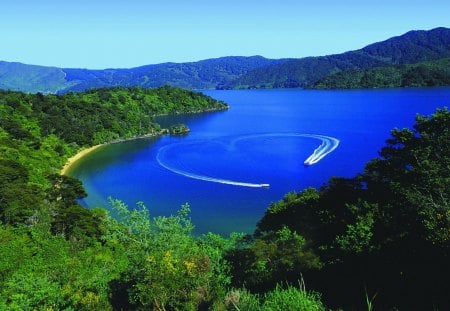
<box><xmin>1</xmin><ymin>27</ymin><xmax>450</xmax><ymax>93</ymax></box>
<box><xmin>62</xmin><ymin>56</ymin><xmax>288</xmax><ymax>92</ymax></box>
<box><xmin>312</xmin><ymin>57</ymin><xmax>450</xmax><ymax>89</ymax></box>
<box><xmin>0</xmin><ymin>61</ymin><xmax>76</xmax><ymax>93</ymax></box>
<box><xmin>228</xmin><ymin>27</ymin><xmax>450</xmax><ymax>89</ymax></box>
<box><xmin>0</xmin><ymin>56</ymin><xmax>286</xmax><ymax>94</ymax></box>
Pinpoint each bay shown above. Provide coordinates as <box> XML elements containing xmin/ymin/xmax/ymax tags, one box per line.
<box><xmin>67</xmin><ymin>88</ymin><xmax>450</xmax><ymax>235</ymax></box>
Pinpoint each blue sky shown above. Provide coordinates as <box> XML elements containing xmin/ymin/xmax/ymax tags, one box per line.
<box><xmin>1</xmin><ymin>0</ymin><xmax>449</xmax><ymax>69</ymax></box>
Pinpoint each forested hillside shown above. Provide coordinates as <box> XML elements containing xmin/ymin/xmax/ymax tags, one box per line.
<box><xmin>228</xmin><ymin>108</ymin><xmax>450</xmax><ymax>310</ymax></box>
<box><xmin>0</xmin><ymin>61</ymin><xmax>75</xmax><ymax>94</ymax></box>
<box><xmin>312</xmin><ymin>57</ymin><xmax>450</xmax><ymax>89</ymax></box>
<box><xmin>0</xmin><ymin>86</ymin><xmax>227</xmax><ymax>220</ymax></box>
<box><xmin>62</xmin><ymin>56</ymin><xmax>287</xmax><ymax>93</ymax></box>
<box><xmin>0</xmin><ymin>56</ymin><xmax>286</xmax><ymax>94</ymax></box>
<box><xmin>228</xmin><ymin>27</ymin><xmax>450</xmax><ymax>89</ymax></box>
<box><xmin>1</xmin><ymin>27</ymin><xmax>449</xmax><ymax>93</ymax></box>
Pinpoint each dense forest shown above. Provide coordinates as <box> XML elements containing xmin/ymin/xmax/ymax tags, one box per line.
<box><xmin>0</xmin><ymin>57</ymin><xmax>287</xmax><ymax>94</ymax></box>
<box><xmin>0</xmin><ymin>87</ymin><xmax>449</xmax><ymax>310</ymax></box>
<box><xmin>226</xmin><ymin>27</ymin><xmax>450</xmax><ymax>89</ymax></box>
<box><xmin>230</xmin><ymin>108</ymin><xmax>450</xmax><ymax>310</ymax></box>
<box><xmin>312</xmin><ymin>58</ymin><xmax>450</xmax><ymax>89</ymax></box>
<box><xmin>62</xmin><ymin>56</ymin><xmax>288</xmax><ymax>93</ymax></box>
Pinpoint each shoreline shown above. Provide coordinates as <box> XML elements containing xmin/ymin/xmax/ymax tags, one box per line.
<box><xmin>60</xmin><ymin>144</ymin><xmax>104</xmax><ymax>175</ymax></box>
<box><xmin>60</xmin><ymin>108</ymin><xmax>228</xmax><ymax>176</ymax></box>
<box><xmin>60</xmin><ymin>131</ymin><xmax>168</xmax><ymax>176</ymax></box>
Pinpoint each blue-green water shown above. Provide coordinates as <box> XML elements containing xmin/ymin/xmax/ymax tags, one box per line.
<box><xmin>68</xmin><ymin>88</ymin><xmax>450</xmax><ymax>235</ymax></box>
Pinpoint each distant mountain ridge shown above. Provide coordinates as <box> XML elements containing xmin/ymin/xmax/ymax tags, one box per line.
<box><xmin>0</xmin><ymin>27</ymin><xmax>449</xmax><ymax>93</ymax></box>
<box><xmin>62</xmin><ymin>56</ymin><xmax>288</xmax><ymax>93</ymax></box>
<box><xmin>312</xmin><ymin>57</ymin><xmax>450</xmax><ymax>89</ymax></box>
<box><xmin>0</xmin><ymin>56</ymin><xmax>287</xmax><ymax>94</ymax></box>
<box><xmin>0</xmin><ymin>61</ymin><xmax>75</xmax><ymax>93</ymax></box>
<box><xmin>228</xmin><ymin>27</ymin><xmax>450</xmax><ymax>89</ymax></box>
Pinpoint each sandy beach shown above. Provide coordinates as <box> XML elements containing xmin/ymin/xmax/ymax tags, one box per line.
<box><xmin>60</xmin><ymin>144</ymin><xmax>104</xmax><ymax>175</ymax></box>
<box><xmin>60</xmin><ymin>131</ymin><xmax>168</xmax><ymax>176</ymax></box>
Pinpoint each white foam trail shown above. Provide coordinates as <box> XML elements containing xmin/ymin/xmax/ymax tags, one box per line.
<box><xmin>300</xmin><ymin>134</ymin><xmax>340</xmax><ymax>165</ymax></box>
<box><xmin>156</xmin><ymin>133</ymin><xmax>340</xmax><ymax>187</ymax></box>
<box><xmin>231</xmin><ymin>133</ymin><xmax>340</xmax><ymax>165</ymax></box>
<box><xmin>156</xmin><ymin>145</ymin><xmax>268</xmax><ymax>188</ymax></box>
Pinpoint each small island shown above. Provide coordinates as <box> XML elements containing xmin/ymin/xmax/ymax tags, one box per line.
<box><xmin>169</xmin><ymin>124</ymin><xmax>190</xmax><ymax>136</ymax></box>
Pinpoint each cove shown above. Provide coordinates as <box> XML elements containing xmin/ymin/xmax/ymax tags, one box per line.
<box><xmin>67</xmin><ymin>88</ymin><xmax>450</xmax><ymax>235</ymax></box>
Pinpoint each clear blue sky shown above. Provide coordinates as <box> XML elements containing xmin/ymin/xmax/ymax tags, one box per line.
<box><xmin>1</xmin><ymin>0</ymin><xmax>449</xmax><ymax>69</ymax></box>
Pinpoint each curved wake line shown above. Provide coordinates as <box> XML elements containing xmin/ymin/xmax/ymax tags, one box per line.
<box><xmin>230</xmin><ymin>133</ymin><xmax>340</xmax><ymax>165</ymax></box>
<box><xmin>156</xmin><ymin>147</ymin><xmax>268</xmax><ymax>188</ymax></box>
<box><xmin>156</xmin><ymin>133</ymin><xmax>340</xmax><ymax>188</ymax></box>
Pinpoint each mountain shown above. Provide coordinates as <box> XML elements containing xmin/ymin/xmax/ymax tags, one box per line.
<box><xmin>312</xmin><ymin>57</ymin><xmax>450</xmax><ymax>89</ymax></box>
<box><xmin>1</xmin><ymin>27</ymin><xmax>449</xmax><ymax>93</ymax></box>
<box><xmin>228</xmin><ymin>27</ymin><xmax>450</xmax><ymax>89</ymax></box>
<box><xmin>0</xmin><ymin>56</ymin><xmax>286</xmax><ymax>94</ymax></box>
<box><xmin>0</xmin><ymin>61</ymin><xmax>77</xmax><ymax>93</ymax></box>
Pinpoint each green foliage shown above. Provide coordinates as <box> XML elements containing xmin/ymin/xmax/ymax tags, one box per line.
<box><xmin>0</xmin><ymin>222</ymin><xmax>127</xmax><ymax>310</ymax></box>
<box><xmin>229</xmin><ymin>27</ymin><xmax>450</xmax><ymax>89</ymax></box>
<box><xmin>223</xmin><ymin>282</ymin><xmax>326</xmax><ymax>311</ymax></box>
<box><xmin>224</xmin><ymin>288</ymin><xmax>260</xmax><ymax>311</ymax></box>
<box><xmin>0</xmin><ymin>86</ymin><xmax>226</xmax><ymax>232</ymax></box>
<box><xmin>104</xmin><ymin>199</ymin><xmax>232</xmax><ymax>310</ymax></box>
<box><xmin>47</xmin><ymin>174</ymin><xmax>87</xmax><ymax>206</ymax></box>
<box><xmin>0</xmin><ymin>56</ymin><xmax>283</xmax><ymax>93</ymax></box>
<box><xmin>3</xmin><ymin>28</ymin><xmax>450</xmax><ymax>93</ymax></box>
<box><xmin>261</xmin><ymin>283</ymin><xmax>326</xmax><ymax>311</ymax></box>
<box><xmin>170</xmin><ymin>123</ymin><xmax>190</xmax><ymax>135</ymax></box>
<box><xmin>62</xmin><ymin>56</ymin><xmax>285</xmax><ymax>93</ymax></box>
<box><xmin>248</xmin><ymin>108</ymin><xmax>450</xmax><ymax>309</ymax></box>
<box><xmin>0</xmin><ymin>61</ymin><xmax>75</xmax><ymax>93</ymax></box>
<box><xmin>313</xmin><ymin>58</ymin><xmax>450</xmax><ymax>89</ymax></box>
<box><xmin>46</xmin><ymin>86</ymin><xmax>226</xmax><ymax>145</ymax></box>
<box><xmin>334</xmin><ymin>205</ymin><xmax>376</xmax><ymax>254</ymax></box>
<box><xmin>7</xmin><ymin>83</ymin><xmax>450</xmax><ymax>310</ymax></box>
<box><xmin>227</xmin><ymin>226</ymin><xmax>321</xmax><ymax>291</ymax></box>
<box><xmin>0</xmin><ymin>87</ymin><xmax>235</xmax><ymax>310</ymax></box>
<box><xmin>0</xmin><ymin>159</ymin><xmax>42</xmax><ymax>224</ymax></box>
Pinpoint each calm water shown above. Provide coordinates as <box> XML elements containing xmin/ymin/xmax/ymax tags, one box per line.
<box><xmin>68</xmin><ymin>88</ymin><xmax>450</xmax><ymax>235</ymax></box>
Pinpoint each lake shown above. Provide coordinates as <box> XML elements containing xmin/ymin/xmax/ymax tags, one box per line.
<box><xmin>67</xmin><ymin>88</ymin><xmax>450</xmax><ymax>235</ymax></box>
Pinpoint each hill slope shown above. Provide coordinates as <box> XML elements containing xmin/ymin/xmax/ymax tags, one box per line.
<box><xmin>228</xmin><ymin>27</ymin><xmax>450</xmax><ymax>89</ymax></box>
<box><xmin>0</xmin><ymin>61</ymin><xmax>77</xmax><ymax>93</ymax></box>
<box><xmin>1</xmin><ymin>27</ymin><xmax>449</xmax><ymax>93</ymax></box>
<box><xmin>0</xmin><ymin>56</ymin><xmax>286</xmax><ymax>93</ymax></box>
<box><xmin>312</xmin><ymin>57</ymin><xmax>450</xmax><ymax>89</ymax></box>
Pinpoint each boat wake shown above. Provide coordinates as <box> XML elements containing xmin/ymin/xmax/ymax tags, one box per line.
<box><xmin>156</xmin><ymin>133</ymin><xmax>340</xmax><ymax>188</ymax></box>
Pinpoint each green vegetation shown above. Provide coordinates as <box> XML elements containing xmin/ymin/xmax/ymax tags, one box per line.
<box><xmin>63</xmin><ymin>56</ymin><xmax>287</xmax><ymax>93</ymax></box>
<box><xmin>2</xmin><ymin>27</ymin><xmax>450</xmax><ymax>93</ymax></box>
<box><xmin>0</xmin><ymin>86</ymin><xmax>226</xmax><ymax>225</ymax></box>
<box><xmin>170</xmin><ymin>124</ymin><xmax>190</xmax><ymax>135</ymax></box>
<box><xmin>224</xmin><ymin>282</ymin><xmax>326</xmax><ymax>311</ymax></box>
<box><xmin>0</xmin><ymin>86</ymin><xmax>323</xmax><ymax>310</ymax></box>
<box><xmin>312</xmin><ymin>58</ymin><xmax>450</xmax><ymax>89</ymax></box>
<box><xmin>0</xmin><ymin>85</ymin><xmax>449</xmax><ymax>309</ymax></box>
<box><xmin>0</xmin><ymin>56</ymin><xmax>285</xmax><ymax>94</ymax></box>
<box><xmin>227</xmin><ymin>27</ymin><xmax>450</xmax><ymax>89</ymax></box>
<box><xmin>229</xmin><ymin>108</ymin><xmax>450</xmax><ymax>310</ymax></box>
<box><xmin>0</xmin><ymin>61</ymin><xmax>75</xmax><ymax>94</ymax></box>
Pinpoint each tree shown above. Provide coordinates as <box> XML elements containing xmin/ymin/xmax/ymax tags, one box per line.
<box><xmin>104</xmin><ymin>199</ymin><xmax>231</xmax><ymax>310</ymax></box>
<box><xmin>238</xmin><ymin>109</ymin><xmax>450</xmax><ymax>309</ymax></box>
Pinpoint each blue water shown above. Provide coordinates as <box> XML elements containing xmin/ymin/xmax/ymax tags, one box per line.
<box><xmin>68</xmin><ymin>88</ymin><xmax>450</xmax><ymax>235</ymax></box>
